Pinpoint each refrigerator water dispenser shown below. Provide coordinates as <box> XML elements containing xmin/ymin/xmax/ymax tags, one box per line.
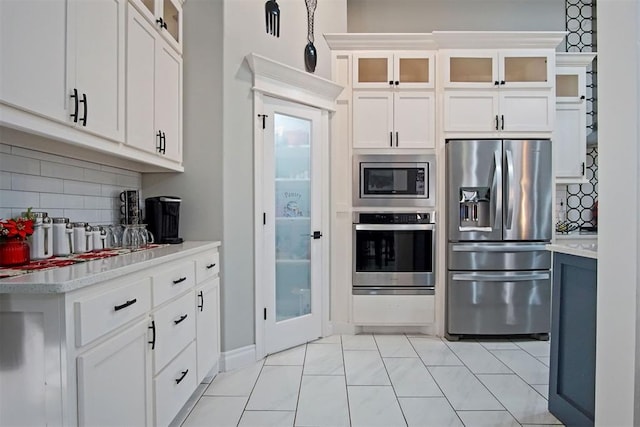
<box><xmin>459</xmin><ymin>187</ymin><xmax>491</xmax><ymax>230</ymax></box>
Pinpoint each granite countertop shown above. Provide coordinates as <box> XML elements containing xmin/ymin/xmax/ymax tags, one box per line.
<box><xmin>546</xmin><ymin>238</ymin><xmax>597</xmax><ymax>259</ymax></box>
<box><xmin>0</xmin><ymin>241</ymin><xmax>221</xmax><ymax>294</ymax></box>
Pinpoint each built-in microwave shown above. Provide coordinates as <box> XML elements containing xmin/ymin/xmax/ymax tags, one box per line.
<box><xmin>353</xmin><ymin>154</ymin><xmax>436</xmax><ymax>208</ymax></box>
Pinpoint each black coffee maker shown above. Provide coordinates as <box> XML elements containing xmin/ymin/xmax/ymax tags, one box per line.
<box><xmin>145</xmin><ymin>197</ymin><xmax>184</xmax><ymax>244</ymax></box>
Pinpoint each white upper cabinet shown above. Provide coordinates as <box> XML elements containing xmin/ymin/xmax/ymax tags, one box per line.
<box><xmin>441</xmin><ymin>49</ymin><xmax>554</xmax><ymax>89</ymax></box>
<box><xmin>127</xmin><ymin>6</ymin><xmax>183</xmax><ymax>163</ymax></box>
<box><xmin>130</xmin><ymin>0</ymin><xmax>183</xmax><ymax>53</ymax></box>
<box><xmin>353</xmin><ymin>52</ymin><xmax>435</xmax><ymax>89</ymax></box>
<box><xmin>0</xmin><ymin>0</ymin><xmax>125</xmax><ymax>142</ymax></box>
<box><xmin>553</xmin><ymin>53</ymin><xmax>596</xmax><ymax>183</ymax></box>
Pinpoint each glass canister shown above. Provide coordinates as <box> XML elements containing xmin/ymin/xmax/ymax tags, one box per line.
<box><xmin>25</xmin><ymin>211</ymin><xmax>53</xmax><ymax>260</ymax></box>
<box><xmin>52</xmin><ymin>217</ymin><xmax>73</xmax><ymax>256</ymax></box>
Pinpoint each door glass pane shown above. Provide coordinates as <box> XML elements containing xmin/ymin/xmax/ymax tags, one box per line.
<box><xmin>399</xmin><ymin>58</ymin><xmax>429</xmax><ymax>83</ymax></box>
<box><xmin>274</xmin><ymin>113</ymin><xmax>312</xmax><ymax>322</ymax></box>
<box><xmin>450</xmin><ymin>57</ymin><xmax>493</xmax><ymax>83</ymax></box>
<box><xmin>358</xmin><ymin>58</ymin><xmax>389</xmax><ymax>83</ymax></box>
<box><xmin>141</xmin><ymin>0</ymin><xmax>154</xmax><ymax>14</ymax></box>
<box><xmin>504</xmin><ymin>57</ymin><xmax>548</xmax><ymax>82</ymax></box>
<box><xmin>163</xmin><ymin>0</ymin><xmax>180</xmax><ymax>44</ymax></box>
<box><xmin>556</xmin><ymin>74</ymin><xmax>579</xmax><ymax>97</ymax></box>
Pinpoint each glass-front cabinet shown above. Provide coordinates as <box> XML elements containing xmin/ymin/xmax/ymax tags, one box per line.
<box><xmin>353</xmin><ymin>52</ymin><xmax>435</xmax><ymax>89</ymax></box>
<box><xmin>130</xmin><ymin>0</ymin><xmax>182</xmax><ymax>52</ymax></box>
<box><xmin>442</xmin><ymin>50</ymin><xmax>553</xmax><ymax>89</ymax></box>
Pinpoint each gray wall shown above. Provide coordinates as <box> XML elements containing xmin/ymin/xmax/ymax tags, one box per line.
<box><xmin>347</xmin><ymin>0</ymin><xmax>566</xmax><ymax>33</ymax></box>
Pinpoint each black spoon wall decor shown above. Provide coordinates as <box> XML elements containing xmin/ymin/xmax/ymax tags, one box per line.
<box><xmin>304</xmin><ymin>0</ymin><xmax>318</xmax><ymax>73</ymax></box>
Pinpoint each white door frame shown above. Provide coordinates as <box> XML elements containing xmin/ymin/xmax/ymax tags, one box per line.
<box><xmin>247</xmin><ymin>53</ymin><xmax>343</xmax><ymax>360</ymax></box>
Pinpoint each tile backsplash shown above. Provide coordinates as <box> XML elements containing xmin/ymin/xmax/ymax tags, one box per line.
<box><xmin>0</xmin><ymin>143</ymin><xmax>141</xmax><ymax>224</ymax></box>
<box><xmin>555</xmin><ymin>146</ymin><xmax>598</xmax><ymax>227</ymax></box>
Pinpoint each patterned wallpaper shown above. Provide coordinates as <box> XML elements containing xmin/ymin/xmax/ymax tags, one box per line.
<box><xmin>556</xmin><ymin>147</ymin><xmax>598</xmax><ymax>228</ymax></box>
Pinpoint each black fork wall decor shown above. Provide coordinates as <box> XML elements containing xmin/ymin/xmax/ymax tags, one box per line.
<box><xmin>304</xmin><ymin>0</ymin><xmax>318</xmax><ymax>72</ymax></box>
<box><xmin>265</xmin><ymin>0</ymin><xmax>280</xmax><ymax>37</ymax></box>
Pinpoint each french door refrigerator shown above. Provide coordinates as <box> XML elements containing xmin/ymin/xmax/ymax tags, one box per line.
<box><xmin>446</xmin><ymin>139</ymin><xmax>553</xmax><ymax>340</ymax></box>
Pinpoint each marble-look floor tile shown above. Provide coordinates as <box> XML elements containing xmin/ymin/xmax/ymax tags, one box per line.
<box><xmin>383</xmin><ymin>358</ymin><xmax>442</xmax><ymax>397</ymax></box>
<box><xmin>303</xmin><ymin>343</ymin><xmax>344</xmax><ymax>375</ymax></box>
<box><xmin>456</xmin><ymin>410</ymin><xmax>520</xmax><ymax>427</ymax></box>
<box><xmin>410</xmin><ymin>337</ymin><xmax>463</xmax><ymax>366</ymax></box>
<box><xmin>238</xmin><ymin>411</ymin><xmax>295</xmax><ymax>427</ymax></box>
<box><xmin>444</xmin><ymin>341</ymin><xmax>512</xmax><ymax>374</ymax></box>
<box><xmin>375</xmin><ymin>334</ymin><xmax>418</xmax><ymax>357</ymax></box>
<box><xmin>246</xmin><ymin>365</ymin><xmax>302</xmax><ymax>411</ymax></box>
<box><xmin>491</xmin><ymin>350</ymin><xmax>549</xmax><ymax>385</ymax></box>
<box><xmin>428</xmin><ymin>366</ymin><xmax>503</xmax><ymax>410</ymax></box>
<box><xmin>265</xmin><ymin>344</ymin><xmax>306</xmax><ymax>366</ymax></box>
<box><xmin>531</xmin><ymin>384</ymin><xmax>549</xmax><ymax>400</ymax></box>
<box><xmin>342</xmin><ymin>334</ymin><xmax>377</xmax><ymax>350</ymax></box>
<box><xmin>295</xmin><ymin>376</ymin><xmax>350</xmax><ymax>426</ymax></box>
<box><xmin>182</xmin><ymin>396</ymin><xmax>247</xmax><ymax>427</ymax></box>
<box><xmin>478</xmin><ymin>374</ymin><xmax>562</xmax><ymax>425</ymax></box>
<box><xmin>344</xmin><ymin>350</ymin><xmax>390</xmax><ymax>385</ymax></box>
<box><xmin>477</xmin><ymin>339</ymin><xmax>520</xmax><ymax>350</ymax></box>
<box><xmin>311</xmin><ymin>335</ymin><xmax>342</xmax><ymax>344</ymax></box>
<box><xmin>204</xmin><ymin>360</ymin><xmax>264</xmax><ymax>396</ymax></box>
<box><xmin>348</xmin><ymin>386</ymin><xmax>406</xmax><ymax>427</ymax></box>
<box><xmin>513</xmin><ymin>340</ymin><xmax>551</xmax><ymax>358</ymax></box>
<box><xmin>399</xmin><ymin>397</ymin><xmax>463</xmax><ymax>427</ymax></box>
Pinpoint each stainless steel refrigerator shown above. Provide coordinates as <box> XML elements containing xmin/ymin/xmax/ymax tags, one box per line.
<box><xmin>446</xmin><ymin>139</ymin><xmax>552</xmax><ymax>339</ymax></box>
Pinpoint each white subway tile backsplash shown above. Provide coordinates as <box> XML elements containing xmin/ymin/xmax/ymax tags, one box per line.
<box><xmin>116</xmin><ymin>174</ymin><xmax>141</xmax><ymax>189</ymax></box>
<box><xmin>0</xmin><ymin>144</ymin><xmax>10</xmax><ymax>154</ymax></box>
<box><xmin>0</xmin><ymin>154</ymin><xmax>40</xmax><ymax>175</ymax></box>
<box><xmin>84</xmin><ymin>169</ymin><xmax>118</xmax><ymax>185</ymax></box>
<box><xmin>84</xmin><ymin>196</ymin><xmax>113</xmax><ymax>210</ymax></box>
<box><xmin>101</xmin><ymin>164</ymin><xmax>139</xmax><ymax>177</ymax></box>
<box><xmin>0</xmin><ymin>172</ymin><xmax>10</xmax><ymax>190</ymax></box>
<box><xmin>41</xmin><ymin>161</ymin><xmax>85</xmax><ymax>181</ymax></box>
<box><xmin>0</xmin><ymin>190</ymin><xmax>40</xmax><ymax>208</ymax></box>
<box><xmin>63</xmin><ymin>180</ymin><xmax>102</xmax><ymax>196</ymax></box>
<box><xmin>40</xmin><ymin>193</ymin><xmax>84</xmax><ymax>209</ymax></box>
<box><xmin>63</xmin><ymin>209</ymin><xmax>101</xmax><ymax>224</ymax></box>
<box><xmin>12</xmin><ymin>173</ymin><xmax>64</xmax><ymax>193</ymax></box>
<box><xmin>11</xmin><ymin>146</ymin><xmax>102</xmax><ymax>170</ymax></box>
<box><xmin>43</xmin><ymin>209</ymin><xmax>65</xmax><ymax>219</ymax></box>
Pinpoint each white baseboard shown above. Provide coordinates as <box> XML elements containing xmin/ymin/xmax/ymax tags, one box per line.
<box><xmin>220</xmin><ymin>344</ymin><xmax>257</xmax><ymax>372</ymax></box>
<box><xmin>360</xmin><ymin>324</ymin><xmax>435</xmax><ymax>335</ymax></box>
<box><xmin>330</xmin><ymin>321</ymin><xmax>358</xmax><ymax>335</ymax></box>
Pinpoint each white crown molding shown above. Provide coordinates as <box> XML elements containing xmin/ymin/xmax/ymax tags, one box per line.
<box><xmin>432</xmin><ymin>31</ymin><xmax>567</xmax><ymax>49</ymax></box>
<box><xmin>323</xmin><ymin>33</ymin><xmax>438</xmax><ymax>50</ymax></box>
<box><xmin>556</xmin><ymin>52</ymin><xmax>597</xmax><ymax>67</ymax></box>
<box><xmin>246</xmin><ymin>53</ymin><xmax>343</xmax><ymax>112</ymax></box>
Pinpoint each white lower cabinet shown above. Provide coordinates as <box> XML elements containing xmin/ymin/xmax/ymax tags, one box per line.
<box><xmin>76</xmin><ymin>318</ymin><xmax>153</xmax><ymax>427</ymax></box>
<box><xmin>352</xmin><ymin>295</ymin><xmax>435</xmax><ymax>325</ymax></box>
<box><xmin>196</xmin><ymin>277</ymin><xmax>220</xmax><ymax>383</ymax></box>
<box><xmin>154</xmin><ymin>342</ymin><xmax>197</xmax><ymax>427</ymax></box>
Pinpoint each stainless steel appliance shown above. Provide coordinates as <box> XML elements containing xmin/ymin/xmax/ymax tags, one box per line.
<box><xmin>353</xmin><ymin>154</ymin><xmax>435</xmax><ymax>208</ymax></box>
<box><xmin>446</xmin><ymin>139</ymin><xmax>552</xmax><ymax>339</ymax></box>
<box><xmin>353</xmin><ymin>212</ymin><xmax>435</xmax><ymax>295</ymax></box>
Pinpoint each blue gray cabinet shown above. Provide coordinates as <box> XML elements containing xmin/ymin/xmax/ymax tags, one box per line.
<box><xmin>549</xmin><ymin>252</ymin><xmax>597</xmax><ymax>426</ymax></box>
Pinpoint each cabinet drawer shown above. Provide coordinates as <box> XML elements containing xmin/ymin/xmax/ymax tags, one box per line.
<box><xmin>352</xmin><ymin>295</ymin><xmax>435</xmax><ymax>325</ymax></box>
<box><xmin>154</xmin><ymin>341</ymin><xmax>197</xmax><ymax>427</ymax></box>
<box><xmin>195</xmin><ymin>249</ymin><xmax>220</xmax><ymax>283</ymax></box>
<box><xmin>152</xmin><ymin>261</ymin><xmax>195</xmax><ymax>306</ymax></box>
<box><xmin>152</xmin><ymin>291</ymin><xmax>196</xmax><ymax>373</ymax></box>
<box><xmin>75</xmin><ymin>278</ymin><xmax>152</xmax><ymax>347</ymax></box>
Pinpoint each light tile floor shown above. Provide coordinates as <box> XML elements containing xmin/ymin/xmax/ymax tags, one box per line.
<box><xmin>181</xmin><ymin>334</ymin><xmax>562</xmax><ymax>427</ymax></box>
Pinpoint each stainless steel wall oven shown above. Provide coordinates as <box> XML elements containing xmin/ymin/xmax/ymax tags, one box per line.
<box><xmin>353</xmin><ymin>212</ymin><xmax>435</xmax><ymax>295</ymax></box>
<box><xmin>353</xmin><ymin>154</ymin><xmax>436</xmax><ymax>208</ymax></box>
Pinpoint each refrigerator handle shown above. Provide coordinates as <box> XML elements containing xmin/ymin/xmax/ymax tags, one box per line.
<box><xmin>505</xmin><ymin>149</ymin><xmax>515</xmax><ymax>230</ymax></box>
<box><xmin>492</xmin><ymin>151</ymin><xmax>502</xmax><ymax>230</ymax></box>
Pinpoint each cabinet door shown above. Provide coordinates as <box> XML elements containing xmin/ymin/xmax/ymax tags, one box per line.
<box><xmin>352</xmin><ymin>91</ymin><xmax>393</xmax><ymax>148</ymax></box>
<box><xmin>553</xmin><ymin>103</ymin><xmax>586</xmax><ymax>182</ymax></box>
<box><xmin>67</xmin><ymin>0</ymin><xmax>125</xmax><ymax>142</ymax></box>
<box><xmin>159</xmin><ymin>0</ymin><xmax>182</xmax><ymax>54</ymax></box>
<box><xmin>77</xmin><ymin>319</ymin><xmax>152</xmax><ymax>427</ymax></box>
<box><xmin>443</xmin><ymin>91</ymin><xmax>499</xmax><ymax>132</ymax></box>
<box><xmin>196</xmin><ymin>278</ymin><xmax>220</xmax><ymax>384</ymax></box>
<box><xmin>155</xmin><ymin>39</ymin><xmax>183</xmax><ymax>162</ymax></box>
<box><xmin>556</xmin><ymin>66</ymin><xmax>586</xmax><ymax>104</ymax></box>
<box><xmin>499</xmin><ymin>50</ymin><xmax>553</xmax><ymax>88</ymax></box>
<box><xmin>499</xmin><ymin>90</ymin><xmax>553</xmax><ymax>132</ymax></box>
<box><xmin>442</xmin><ymin>50</ymin><xmax>498</xmax><ymax>88</ymax></box>
<box><xmin>394</xmin><ymin>52</ymin><xmax>435</xmax><ymax>89</ymax></box>
<box><xmin>353</xmin><ymin>53</ymin><xmax>393</xmax><ymax>89</ymax></box>
<box><xmin>127</xmin><ymin>6</ymin><xmax>158</xmax><ymax>154</ymax></box>
<box><xmin>393</xmin><ymin>91</ymin><xmax>435</xmax><ymax>148</ymax></box>
<box><xmin>0</xmin><ymin>0</ymin><xmax>68</xmax><ymax>123</ymax></box>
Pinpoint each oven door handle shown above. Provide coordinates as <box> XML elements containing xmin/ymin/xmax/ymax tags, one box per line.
<box><xmin>355</xmin><ymin>224</ymin><xmax>434</xmax><ymax>231</ymax></box>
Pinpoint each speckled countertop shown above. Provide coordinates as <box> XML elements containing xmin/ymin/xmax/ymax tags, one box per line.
<box><xmin>0</xmin><ymin>241</ymin><xmax>221</xmax><ymax>294</ymax></box>
<box><xmin>546</xmin><ymin>238</ymin><xmax>597</xmax><ymax>259</ymax></box>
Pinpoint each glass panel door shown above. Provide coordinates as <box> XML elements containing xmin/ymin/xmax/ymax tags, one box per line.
<box><xmin>163</xmin><ymin>0</ymin><xmax>180</xmax><ymax>45</ymax></box>
<box><xmin>449</xmin><ymin>57</ymin><xmax>493</xmax><ymax>83</ymax></box>
<box><xmin>274</xmin><ymin>113</ymin><xmax>312</xmax><ymax>321</ymax></box>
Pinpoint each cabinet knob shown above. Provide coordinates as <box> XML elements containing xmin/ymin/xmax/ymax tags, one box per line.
<box><xmin>494</xmin><ymin>81</ymin><xmax>499</xmax><ymax>86</ymax></box>
<box><xmin>580</xmin><ymin>95</ymin><xmax>586</xmax><ymax>100</ymax></box>
<box><xmin>388</xmin><ymin>81</ymin><xmax>393</xmax><ymax>85</ymax></box>
<box><xmin>500</xmin><ymin>80</ymin><xmax>505</xmax><ymax>85</ymax></box>
<box><xmin>394</xmin><ymin>81</ymin><xmax>399</xmax><ymax>86</ymax></box>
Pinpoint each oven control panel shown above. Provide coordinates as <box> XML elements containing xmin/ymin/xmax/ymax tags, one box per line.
<box><xmin>355</xmin><ymin>212</ymin><xmax>435</xmax><ymax>224</ymax></box>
